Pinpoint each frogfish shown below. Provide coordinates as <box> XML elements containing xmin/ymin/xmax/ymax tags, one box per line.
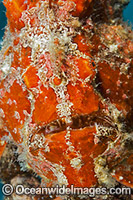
<box><xmin>0</xmin><ymin>0</ymin><xmax>133</xmax><ymax>200</ymax></box>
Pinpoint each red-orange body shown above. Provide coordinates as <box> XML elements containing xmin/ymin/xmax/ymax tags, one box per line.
<box><xmin>0</xmin><ymin>0</ymin><xmax>133</xmax><ymax>196</ymax></box>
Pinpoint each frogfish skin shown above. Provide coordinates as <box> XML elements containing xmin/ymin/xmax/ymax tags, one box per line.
<box><xmin>0</xmin><ymin>0</ymin><xmax>133</xmax><ymax>199</ymax></box>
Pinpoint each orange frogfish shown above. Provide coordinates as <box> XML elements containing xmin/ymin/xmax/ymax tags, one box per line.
<box><xmin>0</xmin><ymin>0</ymin><xmax>133</xmax><ymax>199</ymax></box>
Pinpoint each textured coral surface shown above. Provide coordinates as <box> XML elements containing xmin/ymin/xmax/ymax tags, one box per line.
<box><xmin>0</xmin><ymin>0</ymin><xmax>133</xmax><ymax>200</ymax></box>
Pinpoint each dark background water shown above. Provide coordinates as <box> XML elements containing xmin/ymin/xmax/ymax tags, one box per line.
<box><xmin>0</xmin><ymin>0</ymin><xmax>7</xmax><ymax>45</ymax></box>
<box><xmin>0</xmin><ymin>0</ymin><xmax>133</xmax><ymax>199</ymax></box>
<box><xmin>0</xmin><ymin>181</ymin><xmax>3</xmax><ymax>200</ymax></box>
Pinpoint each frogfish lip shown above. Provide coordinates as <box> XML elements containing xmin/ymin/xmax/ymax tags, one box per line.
<box><xmin>29</xmin><ymin>110</ymin><xmax>117</xmax><ymax>152</ymax></box>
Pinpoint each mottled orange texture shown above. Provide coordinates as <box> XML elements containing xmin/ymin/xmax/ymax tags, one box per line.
<box><xmin>53</xmin><ymin>77</ymin><xmax>62</xmax><ymax>86</ymax></box>
<box><xmin>0</xmin><ymin>132</ymin><xmax>7</xmax><ymax>157</ymax></box>
<box><xmin>30</xmin><ymin>126</ymin><xmax>110</xmax><ymax>187</ymax></box>
<box><xmin>68</xmin><ymin>56</ymin><xmax>96</xmax><ymax>80</ymax></box>
<box><xmin>77</xmin><ymin>58</ymin><xmax>95</xmax><ymax>79</ymax></box>
<box><xmin>4</xmin><ymin>0</ymin><xmax>94</xmax><ymax>32</ymax></box>
<box><xmin>4</xmin><ymin>0</ymin><xmax>40</xmax><ymax>32</ymax></box>
<box><xmin>0</xmin><ymin>80</ymin><xmax>31</xmax><ymax>143</ymax></box>
<box><xmin>0</xmin><ymin>142</ymin><xmax>6</xmax><ymax>157</ymax></box>
<box><xmin>73</xmin><ymin>34</ymin><xmax>92</xmax><ymax>53</ymax></box>
<box><xmin>53</xmin><ymin>0</ymin><xmax>93</xmax><ymax>16</ymax></box>
<box><xmin>23</xmin><ymin>66</ymin><xmax>39</xmax><ymax>89</ymax></box>
<box><xmin>97</xmin><ymin>61</ymin><xmax>133</xmax><ymax>117</ymax></box>
<box><xmin>0</xmin><ymin>0</ymin><xmax>132</xmax><ymax>195</ymax></box>
<box><xmin>11</xmin><ymin>46</ymin><xmax>31</xmax><ymax>70</ymax></box>
<box><xmin>69</xmin><ymin>0</ymin><xmax>93</xmax><ymax>16</ymax></box>
<box><xmin>112</xmin><ymin>154</ymin><xmax>133</xmax><ymax>188</ymax></box>
<box><xmin>67</xmin><ymin>81</ymin><xmax>100</xmax><ymax>115</ymax></box>
<box><xmin>32</xmin><ymin>86</ymin><xmax>58</xmax><ymax>124</ymax></box>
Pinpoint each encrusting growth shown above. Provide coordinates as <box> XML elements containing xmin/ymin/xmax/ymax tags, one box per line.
<box><xmin>0</xmin><ymin>0</ymin><xmax>132</xmax><ymax>200</ymax></box>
